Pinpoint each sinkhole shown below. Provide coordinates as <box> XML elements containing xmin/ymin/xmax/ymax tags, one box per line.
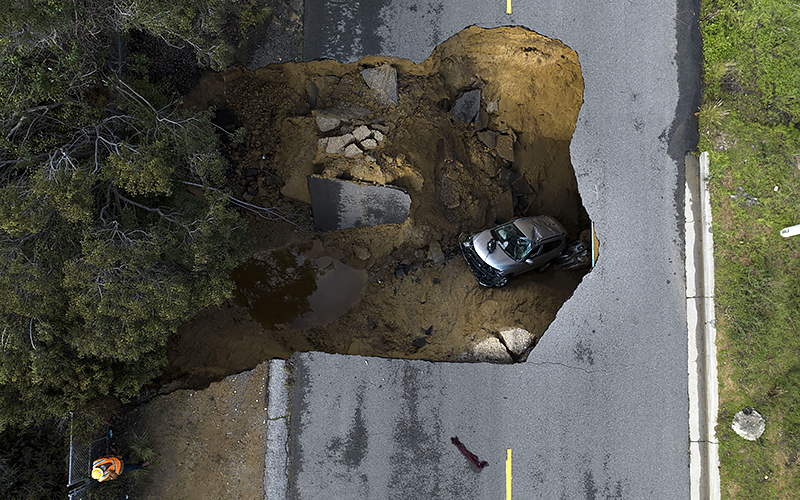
<box><xmin>161</xmin><ymin>26</ymin><xmax>591</xmax><ymax>388</ymax></box>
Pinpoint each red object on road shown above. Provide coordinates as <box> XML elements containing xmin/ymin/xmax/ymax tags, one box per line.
<box><xmin>451</xmin><ymin>436</ymin><xmax>488</xmax><ymax>469</ymax></box>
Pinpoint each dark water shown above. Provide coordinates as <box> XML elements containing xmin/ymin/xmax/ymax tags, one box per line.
<box><xmin>230</xmin><ymin>246</ymin><xmax>368</xmax><ymax>330</ymax></box>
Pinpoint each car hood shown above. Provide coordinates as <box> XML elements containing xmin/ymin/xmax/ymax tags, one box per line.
<box><xmin>471</xmin><ymin>230</ymin><xmax>516</xmax><ymax>271</ymax></box>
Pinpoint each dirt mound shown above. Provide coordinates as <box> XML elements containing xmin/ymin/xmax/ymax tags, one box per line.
<box><xmin>161</xmin><ymin>26</ymin><xmax>588</xmax><ymax>389</ymax></box>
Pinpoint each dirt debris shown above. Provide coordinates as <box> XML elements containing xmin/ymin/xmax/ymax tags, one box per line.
<box><xmin>161</xmin><ymin>26</ymin><xmax>589</xmax><ymax>389</ymax></box>
<box><xmin>129</xmin><ymin>361</ymin><xmax>270</xmax><ymax>499</ymax></box>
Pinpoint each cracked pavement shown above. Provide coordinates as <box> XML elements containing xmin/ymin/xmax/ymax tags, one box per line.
<box><xmin>284</xmin><ymin>0</ymin><xmax>701</xmax><ymax>498</ymax></box>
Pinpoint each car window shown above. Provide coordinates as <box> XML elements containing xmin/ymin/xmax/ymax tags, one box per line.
<box><xmin>523</xmin><ymin>238</ymin><xmax>563</xmax><ymax>261</ymax></box>
<box><xmin>539</xmin><ymin>240</ymin><xmax>563</xmax><ymax>255</ymax></box>
<box><xmin>492</xmin><ymin>223</ymin><xmax>533</xmax><ymax>261</ymax></box>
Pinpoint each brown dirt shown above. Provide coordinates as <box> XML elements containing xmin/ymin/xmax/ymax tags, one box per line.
<box><xmin>129</xmin><ymin>361</ymin><xmax>271</xmax><ymax>500</ymax></box>
<box><xmin>158</xmin><ymin>25</ymin><xmax>589</xmax><ymax>389</ymax></box>
<box><xmin>128</xmin><ymin>26</ymin><xmax>589</xmax><ymax>500</ymax></box>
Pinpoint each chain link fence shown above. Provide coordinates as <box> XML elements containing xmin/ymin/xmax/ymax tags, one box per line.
<box><xmin>67</xmin><ymin>412</ymin><xmax>110</xmax><ymax>500</ymax></box>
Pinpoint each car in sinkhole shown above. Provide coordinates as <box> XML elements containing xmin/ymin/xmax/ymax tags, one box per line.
<box><xmin>459</xmin><ymin>215</ymin><xmax>570</xmax><ymax>287</ymax></box>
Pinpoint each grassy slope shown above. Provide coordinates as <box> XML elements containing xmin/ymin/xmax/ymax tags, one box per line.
<box><xmin>700</xmin><ymin>0</ymin><xmax>800</xmax><ymax>498</ymax></box>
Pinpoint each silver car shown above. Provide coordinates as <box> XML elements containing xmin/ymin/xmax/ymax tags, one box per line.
<box><xmin>460</xmin><ymin>215</ymin><xmax>568</xmax><ymax>287</ymax></box>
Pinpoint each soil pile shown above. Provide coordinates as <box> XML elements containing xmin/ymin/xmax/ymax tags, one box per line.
<box><xmin>161</xmin><ymin>26</ymin><xmax>588</xmax><ymax>389</ymax></box>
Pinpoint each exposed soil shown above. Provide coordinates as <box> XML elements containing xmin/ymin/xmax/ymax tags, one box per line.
<box><xmin>125</xmin><ymin>26</ymin><xmax>589</xmax><ymax>500</ymax></box>
<box><xmin>156</xmin><ymin>25</ymin><xmax>589</xmax><ymax>389</ymax></box>
<box><xmin>128</xmin><ymin>362</ymin><xmax>271</xmax><ymax>500</ymax></box>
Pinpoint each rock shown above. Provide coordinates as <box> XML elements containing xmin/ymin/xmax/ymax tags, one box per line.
<box><xmin>306</xmin><ymin>80</ymin><xmax>319</xmax><ymax>108</ymax></box>
<box><xmin>499</xmin><ymin>167</ymin><xmax>520</xmax><ymax>187</ymax></box>
<box><xmin>474</xmin><ymin>108</ymin><xmax>489</xmax><ymax>130</ymax></box>
<box><xmin>317</xmin><ymin>137</ymin><xmax>329</xmax><ymax>151</ymax></box>
<box><xmin>497</xmin><ymin>327</ymin><xmax>535</xmax><ymax>358</ymax></box>
<box><xmin>486</xmin><ymin>98</ymin><xmax>499</xmax><ymax>114</ymax></box>
<box><xmin>344</xmin><ymin>143</ymin><xmax>363</xmax><ymax>157</ymax></box>
<box><xmin>353</xmin><ymin>244</ymin><xmax>371</xmax><ymax>260</ymax></box>
<box><xmin>496</xmin><ymin>134</ymin><xmax>514</xmax><ymax>162</ymax></box>
<box><xmin>427</xmin><ymin>242</ymin><xmax>445</xmax><ymax>266</ymax></box>
<box><xmin>456</xmin><ymin>336</ymin><xmax>512</xmax><ymax>363</ymax></box>
<box><xmin>361</xmin><ymin>138</ymin><xmax>378</xmax><ymax>150</ymax></box>
<box><xmin>411</xmin><ymin>337</ymin><xmax>427</xmax><ymax>348</ymax></box>
<box><xmin>325</xmin><ymin>133</ymin><xmax>354</xmax><ymax>154</ymax></box>
<box><xmin>451</xmin><ymin>89</ymin><xmax>481</xmax><ymax>123</ymax></box>
<box><xmin>511</xmin><ymin>176</ymin><xmax>533</xmax><ymax>196</ymax></box>
<box><xmin>315</xmin><ymin>111</ymin><xmax>341</xmax><ymax>133</ymax></box>
<box><xmin>495</xmin><ymin>190</ymin><xmax>514</xmax><ymax>222</ymax></box>
<box><xmin>373</xmin><ymin>130</ymin><xmax>385</xmax><ymax>142</ymax></box>
<box><xmin>352</xmin><ymin>125</ymin><xmax>371</xmax><ymax>141</ymax></box>
<box><xmin>360</xmin><ymin>65</ymin><xmax>398</xmax><ymax>105</ymax></box>
<box><xmin>477</xmin><ymin>130</ymin><xmax>497</xmax><ymax>149</ymax></box>
<box><xmin>371</xmin><ymin>123</ymin><xmax>389</xmax><ymax>134</ymax></box>
<box><xmin>732</xmin><ymin>407</ymin><xmax>766</xmax><ymax>441</ymax></box>
<box><xmin>439</xmin><ymin>175</ymin><xmax>461</xmax><ymax>209</ymax></box>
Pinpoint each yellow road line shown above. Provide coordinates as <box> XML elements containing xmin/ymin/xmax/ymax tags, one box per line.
<box><xmin>507</xmin><ymin>0</ymin><xmax>512</xmax><ymax>14</ymax></box>
<box><xmin>506</xmin><ymin>448</ymin><xmax>512</xmax><ymax>500</ymax></box>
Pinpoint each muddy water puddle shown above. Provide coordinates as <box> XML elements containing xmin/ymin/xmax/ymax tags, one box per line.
<box><xmin>231</xmin><ymin>246</ymin><xmax>368</xmax><ymax>330</ymax></box>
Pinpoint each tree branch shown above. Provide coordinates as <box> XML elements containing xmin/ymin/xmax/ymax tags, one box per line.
<box><xmin>181</xmin><ymin>181</ymin><xmax>306</xmax><ymax>229</ymax></box>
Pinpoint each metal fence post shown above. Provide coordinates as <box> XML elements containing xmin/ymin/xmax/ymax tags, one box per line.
<box><xmin>67</xmin><ymin>412</ymin><xmax>110</xmax><ymax>499</ymax></box>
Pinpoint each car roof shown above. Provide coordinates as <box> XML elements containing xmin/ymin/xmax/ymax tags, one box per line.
<box><xmin>512</xmin><ymin>216</ymin><xmax>566</xmax><ymax>242</ymax></box>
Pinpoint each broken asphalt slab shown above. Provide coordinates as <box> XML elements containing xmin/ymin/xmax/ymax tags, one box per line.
<box><xmin>306</xmin><ymin>176</ymin><xmax>411</xmax><ymax>231</ymax></box>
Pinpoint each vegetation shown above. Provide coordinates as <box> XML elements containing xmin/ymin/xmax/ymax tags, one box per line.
<box><xmin>700</xmin><ymin>0</ymin><xmax>800</xmax><ymax>497</ymax></box>
<box><xmin>118</xmin><ymin>0</ymin><xmax>236</xmax><ymax>70</ymax></box>
<box><xmin>239</xmin><ymin>4</ymin><xmax>273</xmax><ymax>35</ymax></box>
<box><xmin>0</xmin><ymin>0</ymin><xmax>257</xmax><ymax>436</ymax></box>
<box><xmin>0</xmin><ymin>420</ymin><xmax>68</xmax><ymax>498</ymax></box>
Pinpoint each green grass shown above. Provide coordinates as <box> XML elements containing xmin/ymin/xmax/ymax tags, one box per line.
<box><xmin>701</xmin><ymin>0</ymin><xmax>800</xmax><ymax>497</ymax></box>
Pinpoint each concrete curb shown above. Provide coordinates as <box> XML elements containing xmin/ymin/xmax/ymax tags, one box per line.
<box><xmin>263</xmin><ymin>359</ymin><xmax>289</xmax><ymax>500</ymax></box>
<box><xmin>686</xmin><ymin>152</ymin><xmax>721</xmax><ymax>500</ymax></box>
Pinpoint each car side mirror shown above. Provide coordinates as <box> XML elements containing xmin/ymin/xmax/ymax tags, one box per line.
<box><xmin>487</xmin><ymin>239</ymin><xmax>497</xmax><ymax>253</ymax></box>
<box><xmin>524</xmin><ymin>258</ymin><xmax>534</xmax><ymax>265</ymax></box>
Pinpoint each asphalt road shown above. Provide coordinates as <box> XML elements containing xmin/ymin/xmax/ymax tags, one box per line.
<box><xmin>290</xmin><ymin>0</ymin><xmax>701</xmax><ymax>498</ymax></box>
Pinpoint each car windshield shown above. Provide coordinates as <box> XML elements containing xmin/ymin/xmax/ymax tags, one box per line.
<box><xmin>491</xmin><ymin>222</ymin><xmax>533</xmax><ymax>261</ymax></box>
